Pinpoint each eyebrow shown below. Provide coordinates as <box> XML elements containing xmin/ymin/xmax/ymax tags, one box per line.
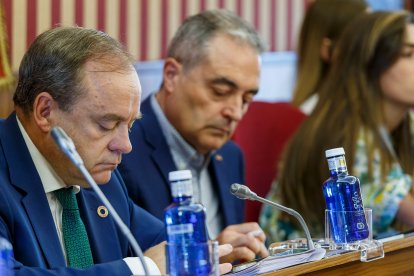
<box><xmin>404</xmin><ymin>43</ymin><xmax>414</xmax><ymax>48</ymax></box>
<box><xmin>209</xmin><ymin>77</ymin><xmax>259</xmax><ymax>95</ymax></box>
<box><xmin>101</xmin><ymin>114</ymin><xmax>124</xmax><ymax>122</ymax></box>
<box><xmin>210</xmin><ymin>77</ymin><xmax>238</xmax><ymax>89</ymax></box>
<box><xmin>101</xmin><ymin>112</ymin><xmax>142</xmax><ymax>122</ymax></box>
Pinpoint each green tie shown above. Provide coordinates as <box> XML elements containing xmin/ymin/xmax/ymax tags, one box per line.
<box><xmin>54</xmin><ymin>188</ymin><xmax>94</xmax><ymax>269</ymax></box>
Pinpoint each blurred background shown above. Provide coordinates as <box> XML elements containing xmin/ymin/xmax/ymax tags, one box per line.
<box><xmin>0</xmin><ymin>0</ymin><xmax>407</xmax><ymax>118</ymax></box>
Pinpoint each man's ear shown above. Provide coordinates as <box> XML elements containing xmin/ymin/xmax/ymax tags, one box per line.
<box><xmin>320</xmin><ymin>37</ymin><xmax>333</xmax><ymax>62</ymax></box>
<box><xmin>32</xmin><ymin>92</ymin><xmax>57</xmax><ymax>133</ymax></box>
<box><xmin>162</xmin><ymin>58</ymin><xmax>182</xmax><ymax>94</ymax></box>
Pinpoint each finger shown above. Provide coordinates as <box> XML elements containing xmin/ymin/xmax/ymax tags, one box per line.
<box><xmin>216</xmin><ymin>230</ymin><xmax>245</xmax><ymax>246</ymax></box>
<box><xmin>247</xmin><ymin>229</ymin><xmax>266</xmax><ymax>242</ymax></box>
<box><xmin>227</xmin><ymin>234</ymin><xmax>264</xmax><ymax>254</ymax></box>
<box><xmin>255</xmin><ymin>240</ymin><xmax>269</xmax><ymax>258</ymax></box>
<box><xmin>232</xmin><ymin>235</ymin><xmax>268</xmax><ymax>259</ymax></box>
<box><xmin>218</xmin><ymin>244</ymin><xmax>233</xmax><ymax>257</ymax></box>
<box><xmin>225</xmin><ymin>222</ymin><xmax>262</xmax><ymax>234</ymax></box>
<box><xmin>221</xmin><ymin>246</ymin><xmax>256</xmax><ymax>263</ymax></box>
<box><xmin>219</xmin><ymin>263</ymin><xmax>233</xmax><ymax>275</ymax></box>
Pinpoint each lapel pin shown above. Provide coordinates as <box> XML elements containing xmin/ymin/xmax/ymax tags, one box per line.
<box><xmin>215</xmin><ymin>154</ymin><xmax>223</xmax><ymax>161</ymax></box>
<box><xmin>97</xmin><ymin>206</ymin><xmax>109</xmax><ymax>218</ymax></box>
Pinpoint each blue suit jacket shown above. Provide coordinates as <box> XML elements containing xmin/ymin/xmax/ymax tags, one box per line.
<box><xmin>118</xmin><ymin>97</ymin><xmax>245</xmax><ymax>228</ymax></box>
<box><xmin>0</xmin><ymin>114</ymin><xmax>166</xmax><ymax>275</ymax></box>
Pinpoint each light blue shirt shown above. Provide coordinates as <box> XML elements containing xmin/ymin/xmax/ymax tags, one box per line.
<box><xmin>150</xmin><ymin>94</ymin><xmax>224</xmax><ymax>238</ymax></box>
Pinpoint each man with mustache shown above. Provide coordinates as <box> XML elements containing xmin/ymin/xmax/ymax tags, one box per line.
<box><xmin>119</xmin><ymin>9</ymin><xmax>268</xmax><ymax>263</ymax></box>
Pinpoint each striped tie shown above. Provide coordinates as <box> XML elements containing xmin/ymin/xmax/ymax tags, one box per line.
<box><xmin>54</xmin><ymin>188</ymin><xmax>94</xmax><ymax>268</ymax></box>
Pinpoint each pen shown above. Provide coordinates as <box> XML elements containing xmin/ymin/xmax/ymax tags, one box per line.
<box><xmin>378</xmin><ymin>229</ymin><xmax>414</xmax><ymax>243</ymax></box>
<box><xmin>379</xmin><ymin>233</ymin><xmax>404</xmax><ymax>243</ymax></box>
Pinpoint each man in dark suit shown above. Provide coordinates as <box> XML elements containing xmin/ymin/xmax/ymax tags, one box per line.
<box><xmin>0</xmin><ymin>26</ymin><xmax>168</xmax><ymax>275</ymax></box>
<box><xmin>119</xmin><ymin>10</ymin><xmax>268</xmax><ymax>263</ymax></box>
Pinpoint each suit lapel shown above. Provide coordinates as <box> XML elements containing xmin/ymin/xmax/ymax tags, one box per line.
<box><xmin>78</xmin><ymin>186</ymin><xmax>124</xmax><ymax>263</ymax></box>
<box><xmin>0</xmin><ymin>114</ymin><xmax>65</xmax><ymax>268</ymax></box>
<box><xmin>210</xmin><ymin>151</ymin><xmax>233</xmax><ymax>226</ymax></box>
<box><xmin>21</xmin><ymin>191</ymin><xmax>66</xmax><ymax>267</ymax></box>
<box><xmin>141</xmin><ymin>99</ymin><xmax>176</xmax><ymax>187</ymax></box>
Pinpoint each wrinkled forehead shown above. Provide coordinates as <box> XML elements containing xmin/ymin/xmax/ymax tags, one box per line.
<box><xmin>80</xmin><ymin>60</ymin><xmax>140</xmax><ymax>100</ymax></box>
<box><xmin>83</xmin><ymin>56</ymin><xmax>135</xmax><ymax>73</ymax></box>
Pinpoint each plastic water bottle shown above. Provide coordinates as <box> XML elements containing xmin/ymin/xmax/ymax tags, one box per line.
<box><xmin>322</xmin><ymin>147</ymin><xmax>369</xmax><ymax>243</ymax></box>
<box><xmin>164</xmin><ymin>170</ymin><xmax>210</xmax><ymax>276</ymax></box>
<box><xmin>0</xmin><ymin>238</ymin><xmax>14</xmax><ymax>276</ymax></box>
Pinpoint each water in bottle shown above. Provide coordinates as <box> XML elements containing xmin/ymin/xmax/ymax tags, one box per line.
<box><xmin>164</xmin><ymin>170</ymin><xmax>210</xmax><ymax>276</ymax></box>
<box><xmin>323</xmin><ymin>147</ymin><xmax>369</xmax><ymax>243</ymax></box>
<box><xmin>0</xmin><ymin>238</ymin><xmax>14</xmax><ymax>276</ymax></box>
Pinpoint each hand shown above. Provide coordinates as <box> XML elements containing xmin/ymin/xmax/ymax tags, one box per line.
<box><xmin>145</xmin><ymin>241</ymin><xmax>234</xmax><ymax>275</ymax></box>
<box><xmin>397</xmin><ymin>194</ymin><xmax>414</xmax><ymax>228</ymax></box>
<box><xmin>216</xmin><ymin>222</ymin><xmax>269</xmax><ymax>263</ymax></box>
<box><xmin>144</xmin><ymin>241</ymin><xmax>166</xmax><ymax>275</ymax></box>
<box><xmin>218</xmin><ymin>244</ymin><xmax>233</xmax><ymax>275</ymax></box>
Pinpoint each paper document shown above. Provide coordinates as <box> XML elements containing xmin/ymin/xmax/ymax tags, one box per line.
<box><xmin>229</xmin><ymin>247</ymin><xmax>326</xmax><ymax>275</ymax></box>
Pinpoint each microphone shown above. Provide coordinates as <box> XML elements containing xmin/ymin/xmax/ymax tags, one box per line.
<box><xmin>230</xmin><ymin>183</ymin><xmax>315</xmax><ymax>250</ymax></box>
<box><xmin>51</xmin><ymin>127</ymin><xmax>83</xmax><ymax>166</ymax></box>
<box><xmin>51</xmin><ymin>126</ymin><xmax>150</xmax><ymax>275</ymax></box>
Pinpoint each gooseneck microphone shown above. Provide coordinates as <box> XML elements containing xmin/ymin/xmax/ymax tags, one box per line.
<box><xmin>230</xmin><ymin>183</ymin><xmax>315</xmax><ymax>250</ymax></box>
<box><xmin>51</xmin><ymin>127</ymin><xmax>150</xmax><ymax>275</ymax></box>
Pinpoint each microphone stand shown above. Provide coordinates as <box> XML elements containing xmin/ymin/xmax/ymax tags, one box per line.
<box><xmin>51</xmin><ymin>127</ymin><xmax>150</xmax><ymax>275</ymax></box>
<box><xmin>231</xmin><ymin>184</ymin><xmax>314</xmax><ymax>251</ymax></box>
<box><xmin>255</xmin><ymin>196</ymin><xmax>314</xmax><ymax>250</ymax></box>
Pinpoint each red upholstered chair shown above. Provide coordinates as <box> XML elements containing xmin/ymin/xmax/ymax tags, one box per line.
<box><xmin>232</xmin><ymin>101</ymin><xmax>307</xmax><ymax>223</ymax></box>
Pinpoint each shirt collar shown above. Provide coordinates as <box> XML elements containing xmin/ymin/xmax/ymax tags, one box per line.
<box><xmin>17</xmin><ymin>116</ymin><xmax>80</xmax><ymax>194</ymax></box>
<box><xmin>150</xmin><ymin>94</ymin><xmax>212</xmax><ymax>171</ymax></box>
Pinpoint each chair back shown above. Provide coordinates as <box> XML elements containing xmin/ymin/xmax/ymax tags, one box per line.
<box><xmin>233</xmin><ymin>102</ymin><xmax>307</xmax><ymax>222</ymax></box>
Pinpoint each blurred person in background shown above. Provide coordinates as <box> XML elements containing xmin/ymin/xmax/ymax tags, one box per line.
<box><xmin>292</xmin><ymin>0</ymin><xmax>368</xmax><ymax>114</ymax></box>
<box><xmin>261</xmin><ymin>11</ymin><xmax>414</xmax><ymax>242</ymax></box>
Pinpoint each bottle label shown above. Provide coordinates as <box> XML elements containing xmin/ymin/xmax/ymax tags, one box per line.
<box><xmin>352</xmin><ymin>191</ymin><xmax>364</xmax><ymax>210</ymax></box>
<box><xmin>327</xmin><ymin>156</ymin><xmax>347</xmax><ymax>172</ymax></box>
<box><xmin>167</xmin><ymin>223</ymin><xmax>194</xmax><ymax>235</ymax></box>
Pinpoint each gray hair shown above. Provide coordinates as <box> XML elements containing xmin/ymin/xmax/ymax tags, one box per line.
<box><xmin>14</xmin><ymin>26</ymin><xmax>134</xmax><ymax>114</ymax></box>
<box><xmin>167</xmin><ymin>9</ymin><xmax>265</xmax><ymax>71</ymax></box>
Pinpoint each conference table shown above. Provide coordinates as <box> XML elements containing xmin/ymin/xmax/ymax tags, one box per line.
<box><xmin>264</xmin><ymin>235</ymin><xmax>414</xmax><ymax>275</ymax></box>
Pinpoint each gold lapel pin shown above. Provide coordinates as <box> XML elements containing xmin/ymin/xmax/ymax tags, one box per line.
<box><xmin>215</xmin><ymin>154</ymin><xmax>223</xmax><ymax>161</ymax></box>
<box><xmin>97</xmin><ymin>206</ymin><xmax>109</xmax><ymax>218</ymax></box>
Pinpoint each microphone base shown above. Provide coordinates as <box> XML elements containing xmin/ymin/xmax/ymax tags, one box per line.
<box><xmin>269</xmin><ymin>237</ymin><xmax>384</xmax><ymax>262</ymax></box>
<box><xmin>269</xmin><ymin>238</ymin><xmax>318</xmax><ymax>256</ymax></box>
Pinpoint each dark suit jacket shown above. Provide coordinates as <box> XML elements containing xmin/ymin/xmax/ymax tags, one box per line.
<box><xmin>0</xmin><ymin>114</ymin><xmax>166</xmax><ymax>275</ymax></box>
<box><xmin>118</xmin><ymin>97</ymin><xmax>245</xmax><ymax>229</ymax></box>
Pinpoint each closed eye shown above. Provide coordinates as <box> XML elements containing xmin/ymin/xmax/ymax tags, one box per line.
<box><xmin>98</xmin><ymin>119</ymin><xmax>119</xmax><ymax>132</ymax></box>
<box><xmin>401</xmin><ymin>51</ymin><xmax>414</xmax><ymax>58</ymax></box>
<box><xmin>243</xmin><ymin>93</ymin><xmax>255</xmax><ymax>105</ymax></box>
<box><xmin>99</xmin><ymin>123</ymin><xmax>117</xmax><ymax>132</ymax></box>
<box><xmin>212</xmin><ymin>87</ymin><xmax>231</xmax><ymax>96</ymax></box>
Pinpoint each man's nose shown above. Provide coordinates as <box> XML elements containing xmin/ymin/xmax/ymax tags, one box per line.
<box><xmin>223</xmin><ymin>97</ymin><xmax>244</xmax><ymax>122</ymax></box>
<box><xmin>109</xmin><ymin>127</ymin><xmax>132</xmax><ymax>154</ymax></box>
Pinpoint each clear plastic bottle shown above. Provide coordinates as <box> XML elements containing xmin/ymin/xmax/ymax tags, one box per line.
<box><xmin>322</xmin><ymin>147</ymin><xmax>369</xmax><ymax>243</ymax></box>
<box><xmin>164</xmin><ymin>170</ymin><xmax>210</xmax><ymax>276</ymax></box>
<box><xmin>0</xmin><ymin>238</ymin><xmax>14</xmax><ymax>276</ymax></box>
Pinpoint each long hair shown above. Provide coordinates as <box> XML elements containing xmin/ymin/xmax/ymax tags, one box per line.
<box><xmin>292</xmin><ymin>0</ymin><xmax>367</xmax><ymax>107</ymax></box>
<box><xmin>278</xmin><ymin>11</ymin><xmax>414</xmax><ymax>235</ymax></box>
